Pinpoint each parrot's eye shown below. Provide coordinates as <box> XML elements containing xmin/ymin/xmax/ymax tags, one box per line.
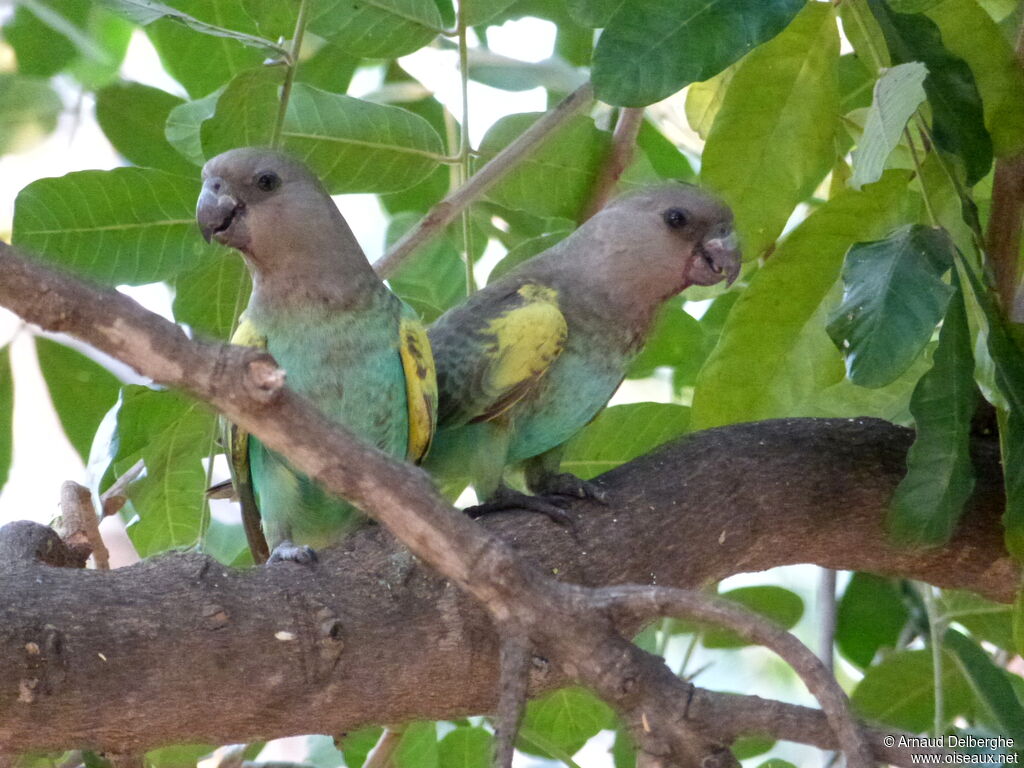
<box><xmin>255</xmin><ymin>171</ymin><xmax>281</xmax><ymax>192</ymax></box>
<box><xmin>662</xmin><ymin>207</ymin><xmax>689</xmax><ymax>229</ymax></box>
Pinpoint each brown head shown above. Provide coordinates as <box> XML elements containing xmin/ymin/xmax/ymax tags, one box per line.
<box><xmin>196</xmin><ymin>148</ymin><xmax>372</xmax><ymax>288</ymax></box>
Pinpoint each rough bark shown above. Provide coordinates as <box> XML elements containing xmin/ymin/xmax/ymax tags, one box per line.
<box><xmin>0</xmin><ymin>419</ymin><xmax>1011</xmax><ymax>756</ymax></box>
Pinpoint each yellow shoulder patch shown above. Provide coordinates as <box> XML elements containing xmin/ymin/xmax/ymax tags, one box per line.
<box><xmin>230</xmin><ymin>315</ymin><xmax>266</xmax><ymax>349</ymax></box>
<box><xmin>475</xmin><ymin>284</ymin><xmax>567</xmax><ymax>422</ymax></box>
<box><xmin>399</xmin><ymin>317</ymin><xmax>438</xmax><ymax>463</ymax></box>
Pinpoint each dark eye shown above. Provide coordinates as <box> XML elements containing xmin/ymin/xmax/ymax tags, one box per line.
<box><xmin>255</xmin><ymin>171</ymin><xmax>280</xmax><ymax>192</ymax></box>
<box><xmin>663</xmin><ymin>207</ymin><xmax>689</xmax><ymax>229</ymax></box>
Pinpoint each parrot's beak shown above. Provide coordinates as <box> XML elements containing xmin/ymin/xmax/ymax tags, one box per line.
<box><xmin>699</xmin><ymin>229</ymin><xmax>741</xmax><ymax>286</ymax></box>
<box><xmin>197</xmin><ymin>178</ymin><xmax>243</xmax><ymax>244</ymax></box>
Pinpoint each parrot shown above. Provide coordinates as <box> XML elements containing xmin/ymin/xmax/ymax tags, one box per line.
<box><xmin>196</xmin><ymin>147</ymin><xmax>437</xmax><ymax>564</ymax></box>
<box><xmin>423</xmin><ymin>183</ymin><xmax>740</xmax><ymax>518</ymax></box>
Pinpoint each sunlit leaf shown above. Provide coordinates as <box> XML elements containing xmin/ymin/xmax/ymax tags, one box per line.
<box><xmin>592</xmin><ymin>0</ymin><xmax>804</xmax><ymax>106</ymax></box>
<box><xmin>939</xmin><ymin>590</ymin><xmax>1016</xmax><ymax>653</ymax></box>
<box><xmin>112</xmin><ymin>386</ymin><xmax>215</xmax><ymax>557</ymax></box>
<box><xmin>96</xmin><ymin>82</ymin><xmax>195</xmax><ymax>175</ymax></box>
<box><xmin>561</xmin><ymin>403</ymin><xmax>690</xmax><ymax>480</ymax></box>
<box><xmin>172</xmin><ymin>250</ymin><xmax>250</xmax><ymax>339</ymax></box>
<box><xmin>165</xmin><ymin>89</ymin><xmax>223</xmax><ymax>168</ymax></box>
<box><xmin>684</xmin><ymin>65</ymin><xmax>735</xmax><ymax>141</ymax></box>
<box><xmin>925</xmin><ymin>0</ymin><xmax>1024</xmax><ymax>157</ymax></box>
<box><xmin>0</xmin><ymin>74</ymin><xmax>62</xmax><ymax>156</ymax></box>
<box><xmin>437</xmin><ymin>727</ymin><xmax>490</xmax><ymax>768</ymax></box>
<box><xmin>477</xmin><ymin>113</ymin><xmax>609</xmax><ymax>220</ymax></box>
<box><xmin>850</xmin><ymin>62</ymin><xmax>927</xmax><ymax>190</ymax></box>
<box><xmin>944</xmin><ymin>629</ymin><xmax>1024</xmax><ymax>743</ymax></box>
<box><xmin>868</xmin><ymin>0</ymin><xmax>993</xmax><ymax>185</ymax></box>
<box><xmin>12</xmin><ymin>168</ymin><xmax>203</xmax><ymax>285</ymax></box>
<box><xmin>35</xmin><ymin>339</ymin><xmax>122</xmax><ymax>463</ymax></box>
<box><xmin>281</xmin><ymin>85</ymin><xmax>445</xmax><ymax>194</ymax></box>
<box><xmin>309</xmin><ymin>0</ymin><xmax>442</xmax><ymax>59</ymax></box>
<box><xmin>200</xmin><ymin>67</ymin><xmax>283</xmax><ymax>158</ymax></box>
<box><xmin>393</xmin><ymin>722</ymin><xmax>439</xmax><ymax>768</ymax></box>
<box><xmin>692</xmin><ymin>172</ymin><xmax>912</xmax><ymax>430</ymax></box>
<box><xmin>519</xmin><ymin>687</ymin><xmax>614</xmax><ymax>758</ymax></box>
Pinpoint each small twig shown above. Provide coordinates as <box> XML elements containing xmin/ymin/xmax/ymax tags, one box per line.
<box><xmin>493</xmin><ymin>629</ymin><xmax>530</xmax><ymax>768</ymax></box>
<box><xmin>58</xmin><ymin>480</ymin><xmax>108</xmax><ymax>569</ymax></box>
<box><xmin>593</xmin><ymin>585</ymin><xmax>876</xmax><ymax>768</ymax></box>
<box><xmin>374</xmin><ymin>82</ymin><xmax>594</xmax><ymax>277</ymax></box>
<box><xmin>99</xmin><ymin>459</ymin><xmax>145</xmax><ymax>520</ymax></box>
<box><xmin>580</xmin><ymin>107</ymin><xmax>645</xmax><ymax>222</ymax></box>
<box><xmin>817</xmin><ymin>568</ymin><xmax>837</xmax><ymax>673</ymax></box>
<box><xmin>363</xmin><ymin>726</ymin><xmax>405</xmax><ymax>768</ymax></box>
<box><xmin>271</xmin><ymin>0</ymin><xmax>310</xmax><ymax>149</ymax></box>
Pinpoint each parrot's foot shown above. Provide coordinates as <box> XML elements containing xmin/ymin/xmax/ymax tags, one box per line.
<box><xmin>267</xmin><ymin>541</ymin><xmax>318</xmax><ymax>565</ymax></box>
<box><xmin>530</xmin><ymin>472</ymin><xmax>608</xmax><ymax>503</ymax></box>
<box><xmin>466</xmin><ymin>489</ymin><xmax>573</xmax><ymax>528</ymax></box>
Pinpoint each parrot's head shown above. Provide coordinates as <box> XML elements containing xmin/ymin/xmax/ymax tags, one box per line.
<box><xmin>197</xmin><ymin>147</ymin><xmax>342</xmax><ymax>264</ymax></box>
<box><xmin>595</xmin><ymin>183</ymin><xmax>740</xmax><ymax>297</ymax></box>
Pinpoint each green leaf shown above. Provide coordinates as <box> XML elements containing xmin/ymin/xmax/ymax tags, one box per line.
<box><xmin>64</xmin><ymin>7</ymin><xmax>134</xmax><ymax>89</ymax></box>
<box><xmin>172</xmin><ymin>251</ymin><xmax>250</xmax><ymax>339</ymax></box>
<box><xmin>5</xmin><ymin>0</ymin><xmax>87</xmax><ymax>77</ymax></box>
<box><xmin>925</xmin><ymin>0</ymin><xmax>1024</xmax><ymax>157</ymax></box>
<box><xmin>702</xmin><ymin>586</ymin><xmax>804</xmax><ymax>649</ymax></box>
<box><xmin>144</xmin><ymin>744</ymin><xmax>216</xmax><ymax>768</ymax></box>
<box><xmin>461</xmin><ymin>0</ymin><xmax>522</xmax><ymax>26</ymax></box>
<box><xmin>561</xmin><ymin>403</ymin><xmax>690</xmax><ymax>480</ymax></box>
<box><xmin>827</xmin><ymin>224</ymin><xmax>955</xmax><ymax>388</ymax></box>
<box><xmin>144</xmin><ymin>0</ymin><xmax>269</xmax><ymax>98</ymax></box>
<box><xmin>35</xmin><ymin>339</ymin><xmax>122</xmax><ymax>463</ymax></box>
<box><xmin>888</xmin><ymin>281</ymin><xmax>976</xmax><ymax>545</ymax></box>
<box><xmin>636</xmin><ymin>120</ymin><xmax>695</xmax><ymax>181</ymax></box>
<box><xmin>487</xmin><ymin>231</ymin><xmax>570</xmax><ymax>285</ymax></box>
<box><xmin>297</xmin><ymin>41</ymin><xmax>360</xmax><ymax>95</ymax></box>
<box><xmin>466</xmin><ymin>50</ymin><xmax>584</xmax><ymax>93</ymax></box>
<box><xmin>592</xmin><ymin>0</ymin><xmax>805</xmax><ymax>107</ymax></box>
<box><xmin>568</xmin><ymin>0</ymin><xmax>625</xmax><ymax>27</ymax></box>
<box><xmin>12</xmin><ymin>167</ymin><xmax>203</xmax><ymax>286</ymax></box>
<box><xmin>437</xmin><ymin>727</ymin><xmax>491</xmax><ymax>768</ymax></box>
<box><xmin>519</xmin><ymin>687</ymin><xmax>614</xmax><ymax>758</ymax></box>
<box><xmin>1015</xmin><ymin>586</ymin><xmax>1024</xmax><ymax>657</ymax></box>
<box><xmin>868</xmin><ymin>0</ymin><xmax>993</xmax><ymax>185</ymax></box>
<box><xmin>96</xmin><ymin>82</ymin><xmax>194</xmax><ymax>175</ymax></box>
<box><xmin>200</xmin><ymin>67</ymin><xmax>283</xmax><ymax>158</ymax></box>
<box><xmin>113</xmin><ymin>386</ymin><xmax>214</xmax><ymax>557</ymax></box>
<box><xmin>393</xmin><ymin>722</ymin><xmax>439</xmax><ymax>768</ymax></box>
<box><xmin>378</xmin><ymin>86</ymin><xmax>451</xmax><ymax>215</ymax></box>
<box><xmin>0</xmin><ymin>74</ymin><xmax>62</xmax><ymax>155</ymax></box>
<box><xmin>692</xmin><ymin>171</ymin><xmax>912</xmax><ymax>430</ymax></box>
<box><xmin>241</xmin><ymin>0</ymin><xmax>296</xmax><ymax>38</ymax></box>
<box><xmin>627</xmin><ymin>303</ymin><xmax>704</xmax><ymax>382</ymax></box>
<box><xmin>340</xmin><ymin>727</ymin><xmax>385</xmax><ymax>768</ymax></box>
<box><xmin>386</xmin><ymin>213</ymin><xmax>467</xmax><ymax>323</ymax></box>
<box><xmin>477</xmin><ymin>113</ymin><xmax>609</xmax><ymax>220</ymax></box>
<box><xmin>280</xmin><ymin>84</ymin><xmax>445</xmax><ymax>195</ymax></box>
<box><xmin>165</xmin><ymin>89</ymin><xmax>223</xmax><ymax>167</ymax></box>
<box><xmin>308</xmin><ymin>0</ymin><xmax>442</xmax><ymax>59</ymax></box>
<box><xmin>702</xmin><ymin>2</ymin><xmax>840</xmax><ymax>259</ymax></box>
<box><xmin>851</xmin><ymin>648</ymin><xmax>976</xmax><ymax>731</ymax></box>
<box><xmin>836</xmin><ymin>573</ymin><xmax>910</xmax><ymax>668</ymax></box>
<box><xmin>944</xmin><ymin>628</ymin><xmax>1024</xmax><ymax>743</ymax></box>
<box><xmin>0</xmin><ymin>347</ymin><xmax>12</xmax><ymax>490</ymax></box>
<box><xmin>939</xmin><ymin>590</ymin><xmax>1016</xmax><ymax>653</ymax></box>
<box><xmin>732</xmin><ymin>736</ymin><xmax>774</xmax><ymax>760</ymax></box>
<box><xmin>851</xmin><ymin>62</ymin><xmax>928</xmax><ymax>190</ymax></box>
<box><xmin>758</xmin><ymin>761</ymin><xmax>798</xmax><ymax>768</ymax></box>
<box><xmin>684</xmin><ymin>66</ymin><xmax>735</xmax><ymax>141</ymax></box>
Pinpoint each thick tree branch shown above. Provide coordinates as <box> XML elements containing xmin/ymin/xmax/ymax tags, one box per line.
<box><xmin>0</xmin><ymin>242</ymin><xmax>1013</xmax><ymax>765</ymax></box>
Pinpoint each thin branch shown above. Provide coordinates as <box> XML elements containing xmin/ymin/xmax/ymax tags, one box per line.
<box><xmin>456</xmin><ymin>1</ymin><xmax>476</xmax><ymax>295</ymax></box>
<box><xmin>363</xmin><ymin>727</ymin><xmax>404</xmax><ymax>768</ymax></box>
<box><xmin>100</xmin><ymin>459</ymin><xmax>145</xmax><ymax>520</ymax></box>
<box><xmin>592</xmin><ymin>585</ymin><xmax>876</xmax><ymax>768</ymax></box>
<box><xmin>271</xmin><ymin>0</ymin><xmax>310</xmax><ymax>149</ymax></box>
<box><xmin>493</xmin><ymin>629</ymin><xmax>530</xmax><ymax>768</ymax></box>
<box><xmin>58</xmin><ymin>480</ymin><xmax>108</xmax><ymax>570</ymax></box>
<box><xmin>580</xmin><ymin>107</ymin><xmax>645</xmax><ymax>222</ymax></box>
<box><xmin>374</xmin><ymin>82</ymin><xmax>594</xmax><ymax>277</ymax></box>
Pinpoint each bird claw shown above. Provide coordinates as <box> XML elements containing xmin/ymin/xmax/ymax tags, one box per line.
<box><xmin>534</xmin><ymin>473</ymin><xmax>608</xmax><ymax>504</ymax></box>
<box><xmin>466</xmin><ymin>491</ymin><xmax>574</xmax><ymax>528</ymax></box>
<box><xmin>267</xmin><ymin>541</ymin><xmax>318</xmax><ymax>565</ymax></box>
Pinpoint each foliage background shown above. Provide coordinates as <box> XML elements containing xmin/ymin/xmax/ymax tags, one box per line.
<box><xmin>1</xmin><ymin>0</ymin><xmax>1024</xmax><ymax>766</ymax></box>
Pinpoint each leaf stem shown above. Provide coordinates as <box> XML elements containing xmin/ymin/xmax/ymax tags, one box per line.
<box><xmin>456</xmin><ymin>2</ymin><xmax>476</xmax><ymax>295</ymax></box>
<box><xmin>271</xmin><ymin>0</ymin><xmax>310</xmax><ymax>150</ymax></box>
<box><xmin>374</xmin><ymin>82</ymin><xmax>594</xmax><ymax>277</ymax></box>
<box><xmin>919</xmin><ymin>583</ymin><xmax>946</xmax><ymax>737</ymax></box>
<box><xmin>903</xmin><ymin>126</ymin><xmax>938</xmax><ymax>228</ymax></box>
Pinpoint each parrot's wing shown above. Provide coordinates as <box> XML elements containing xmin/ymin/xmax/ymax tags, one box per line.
<box><xmin>399</xmin><ymin>313</ymin><xmax>438</xmax><ymax>464</ymax></box>
<box><xmin>224</xmin><ymin>317</ymin><xmax>270</xmax><ymax>564</ymax></box>
<box><xmin>434</xmin><ymin>283</ymin><xmax>568</xmax><ymax>427</ymax></box>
